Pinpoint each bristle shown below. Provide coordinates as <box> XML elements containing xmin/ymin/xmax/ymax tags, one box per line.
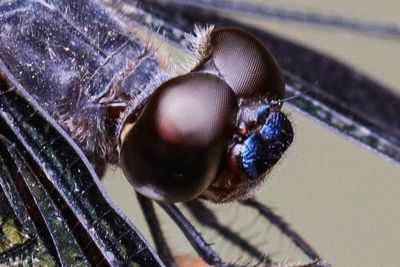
<box><xmin>185</xmin><ymin>24</ymin><xmax>215</xmax><ymax>64</ymax></box>
<box><xmin>59</xmin><ymin>109</ymin><xmax>115</xmax><ymax>162</ymax></box>
<box><xmin>270</xmin><ymin>258</ymin><xmax>325</xmax><ymax>267</ymax></box>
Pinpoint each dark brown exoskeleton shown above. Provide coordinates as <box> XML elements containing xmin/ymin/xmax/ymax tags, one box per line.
<box><xmin>0</xmin><ymin>1</ymin><xmax>292</xmax><ymax>204</ymax></box>
<box><xmin>119</xmin><ymin>27</ymin><xmax>293</xmax><ymax>202</ymax></box>
<box><xmin>3</xmin><ymin>1</ymin><xmax>400</xmax><ymax>266</ymax></box>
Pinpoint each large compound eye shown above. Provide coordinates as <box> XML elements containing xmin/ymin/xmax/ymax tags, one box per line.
<box><xmin>119</xmin><ymin>73</ymin><xmax>237</xmax><ymax>202</ymax></box>
<box><xmin>197</xmin><ymin>28</ymin><xmax>285</xmax><ymax>100</ymax></box>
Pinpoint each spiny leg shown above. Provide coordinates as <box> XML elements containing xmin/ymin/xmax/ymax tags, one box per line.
<box><xmin>158</xmin><ymin>202</ymin><xmax>236</xmax><ymax>267</ymax></box>
<box><xmin>137</xmin><ymin>194</ymin><xmax>176</xmax><ymax>267</ymax></box>
<box><xmin>184</xmin><ymin>200</ymin><xmax>271</xmax><ymax>264</ymax></box>
<box><xmin>241</xmin><ymin>198</ymin><xmax>328</xmax><ymax>264</ymax></box>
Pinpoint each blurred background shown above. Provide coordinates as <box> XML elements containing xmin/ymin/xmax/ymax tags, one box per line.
<box><xmin>102</xmin><ymin>1</ymin><xmax>400</xmax><ymax>266</ymax></box>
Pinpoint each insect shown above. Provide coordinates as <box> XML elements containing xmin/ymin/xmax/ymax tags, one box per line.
<box><xmin>106</xmin><ymin>1</ymin><xmax>400</xmax><ymax>266</ymax></box>
<box><xmin>0</xmin><ymin>0</ymin><xmax>398</xmax><ymax>266</ymax></box>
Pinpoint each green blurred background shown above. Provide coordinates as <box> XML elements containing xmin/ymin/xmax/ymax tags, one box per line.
<box><xmin>103</xmin><ymin>1</ymin><xmax>400</xmax><ymax>266</ymax></box>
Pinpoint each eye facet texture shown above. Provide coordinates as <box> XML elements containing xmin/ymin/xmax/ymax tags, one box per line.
<box><xmin>120</xmin><ymin>73</ymin><xmax>237</xmax><ymax>202</ymax></box>
<box><xmin>207</xmin><ymin>28</ymin><xmax>285</xmax><ymax>100</ymax></box>
<box><xmin>120</xmin><ymin>27</ymin><xmax>292</xmax><ymax>203</ymax></box>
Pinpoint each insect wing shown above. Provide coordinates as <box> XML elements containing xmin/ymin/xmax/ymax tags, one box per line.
<box><xmin>134</xmin><ymin>0</ymin><xmax>400</xmax><ymax>163</ymax></box>
<box><xmin>0</xmin><ymin>49</ymin><xmax>163</xmax><ymax>267</ymax></box>
<box><xmin>1</xmin><ymin>0</ymin><xmax>398</xmax><ymax>266</ymax></box>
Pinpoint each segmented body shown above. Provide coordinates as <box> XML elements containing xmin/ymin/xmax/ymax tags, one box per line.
<box><xmin>0</xmin><ymin>0</ymin><xmax>161</xmax><ymax>163</ymax></box>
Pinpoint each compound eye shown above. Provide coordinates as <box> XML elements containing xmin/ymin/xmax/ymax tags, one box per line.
<box><xmin>119</xmin><ymin>73</ymin><xmax>237</xmax><ymax>202</ymax></box>
<box><xmin>209</xmin><ymin>28</ymin><xmax>285</xmax><ymax>100</ymax></box>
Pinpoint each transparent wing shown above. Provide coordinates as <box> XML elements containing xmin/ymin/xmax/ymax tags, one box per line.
<box><xmin>0</xmin><ymin>69</ymin><xmax>163</xmax><ymax>266</ymax></box>
<box><xmin>1</xmin><ymin>0</ymin><xmax>398</xmax><ymax>266</ymax></box>
<box><xmin>131</xmin><ymin>0</ymin><xmax>400</xmax><ymax>164</ymax></box>
<box><xmin>101</xmin><ymin>1</ymin><xmax>400</xmax><ymax>266</ymax></box>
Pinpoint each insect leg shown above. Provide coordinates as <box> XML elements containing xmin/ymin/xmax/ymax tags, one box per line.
<box><xmin>159</xmin><ymin>203</ymin><xmax>233</xmax><ymax>267</ymax></box>
<box><xmin>137</xmin><ymin>194</ymin><xmax>176</xmax><ymax>267</ymax></box>
<box><xmin>241</xmin><ymin>199</ymin><xmax>319</xmax><ymax>261</ymax></box>
<box><xmin>184</xmin><ymin>200</ymin><xmax>271</xmax><ymax>264</ymax></box>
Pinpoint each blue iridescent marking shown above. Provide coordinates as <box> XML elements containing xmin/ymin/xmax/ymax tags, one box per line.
<box><xmin>241</xmin><ymin>133</ymin><xmax>271</xmax><ymax>179</ymax></box>
<box><xmin>240</xmin><ymin>112</ymin><xmax>293</xmax><ymax>179</ymax></box>
<box><xmin>254</xmin><ymin>105</ymin><xmax>270</xmax><ymax>123</ymax></box>
<box><xmin>260</xmin><ymin>112</ymin><xmax>287</xmax><ymax>139</ymax></box>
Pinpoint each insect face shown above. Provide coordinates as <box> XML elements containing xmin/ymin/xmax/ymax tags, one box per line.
<box><xmin>119</xmin><ymin>28</ymin><xmax>293</xmax><ymax>202</ymax></box>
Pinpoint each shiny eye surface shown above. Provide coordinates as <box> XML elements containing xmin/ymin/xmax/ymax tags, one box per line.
<box><xmin>118</xmin><ymin>27</ymin><xmax>293</xmax><ymax>203</ymax></box>
<box><xmin>119</xmin><ymin>73</ymin><xmax>237</xmax><ymax>202</ymax></box>
<box><xmin>197</xmin><ymin>28</ymin><xmax>285</xmax><ymax>100</ymax></box>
